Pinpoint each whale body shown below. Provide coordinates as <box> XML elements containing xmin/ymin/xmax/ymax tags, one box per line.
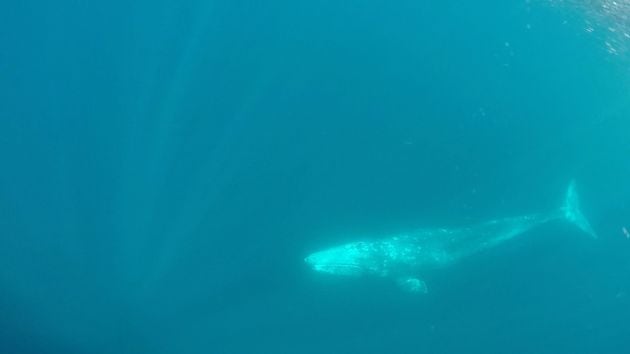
<box><xmin>304</xmin><ymin>181</ymin><xmax>596</xmax><ymax>294</ymax></box>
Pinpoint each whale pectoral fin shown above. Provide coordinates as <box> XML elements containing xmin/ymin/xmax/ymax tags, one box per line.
<box><xmin>396</xmin><ymin>277</ymin><xmax>428</xmax><ymax>294</ymax></box>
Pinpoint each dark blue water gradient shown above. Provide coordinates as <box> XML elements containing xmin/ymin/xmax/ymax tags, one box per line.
<box><xmin>0</xmin><ymin>1</ymin><xmax>629</xmax><ymax>353</ymax></box>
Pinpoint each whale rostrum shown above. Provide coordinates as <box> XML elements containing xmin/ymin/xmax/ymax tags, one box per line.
<box><xmin>304</xmin><ymin>181</ymin><xmax>596</xmax><ymax>294</ymax></box>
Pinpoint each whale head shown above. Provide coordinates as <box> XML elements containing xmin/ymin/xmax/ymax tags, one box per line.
<box><xmin>304</xmin><ymin>242</ymin><xmax>374</xmax><ymax>276</ymax></box>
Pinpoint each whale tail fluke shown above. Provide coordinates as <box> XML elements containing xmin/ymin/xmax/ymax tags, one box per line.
<box><xmin>562</xmin><ymin>180</ymin><xmax>597</xmax><ymax>239</ymax></box>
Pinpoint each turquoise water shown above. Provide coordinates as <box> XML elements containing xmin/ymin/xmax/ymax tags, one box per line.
<box><xmin>1</xmin><ymin>1</ymin><xmax>629</xmax><ymax>353</ymax></box>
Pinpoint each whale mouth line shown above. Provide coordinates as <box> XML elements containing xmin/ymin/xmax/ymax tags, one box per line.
<box><xmin>311</xmin><ymin>263</ymin><xmax>364</xmax><ymax>276</ymax></box>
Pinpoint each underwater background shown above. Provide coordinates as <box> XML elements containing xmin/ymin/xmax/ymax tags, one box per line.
<box><xmin>1</xmin><ymin>0</ymin><xmax>629</xmax><ymax>353</ymax></box>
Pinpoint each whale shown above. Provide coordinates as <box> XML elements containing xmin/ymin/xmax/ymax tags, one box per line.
<box><xmin>304</xmin><ymin>181</ymin><xmax>596</xmax><ymax>294</ymax></box>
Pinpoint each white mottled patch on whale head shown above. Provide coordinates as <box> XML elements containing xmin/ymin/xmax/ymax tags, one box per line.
<box><xmin>304</xmin><ymin>242</ymin><xmax>372</xmax><ymax>276</ymax></box>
